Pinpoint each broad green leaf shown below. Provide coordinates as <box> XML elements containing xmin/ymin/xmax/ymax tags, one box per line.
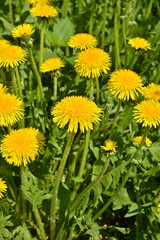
<box><xmin>149</xmin><ymin>142</ymin><xmax>160</xmax><ymax>161</ymax></box>
<box><xmin>124</xmin><ymin>203</ymin><xmax>139</xmax><ymax>218</ymax></box>
<box><xmin>50</xmin><ymin>17</ymin><xmax>75</xmax><ymax>47</ymax></box>
<box><xmin>112</xmin><ymin>188</ymin><xmax>132</xmax><ymax>210</ymax></box>
<box><xmin>0</xmin><ymin>17</ymin><xmax>14</xmax><ymax>33</ymax></box>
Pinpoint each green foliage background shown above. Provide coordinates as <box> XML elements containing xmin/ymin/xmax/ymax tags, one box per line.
<box><xmin>0</xmin><ymin>0</ymin><xmax>160</xmax><ymax>239</ymax></box>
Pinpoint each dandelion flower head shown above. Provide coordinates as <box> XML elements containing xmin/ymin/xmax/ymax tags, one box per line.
<box><xmin>12</xmin><ymin>23</ymin><xmax>35</xmax><ymax>38</ymax></box>
<box><xmin>68</xmin><ymin>33</ymin><xmax>97</xmax><ymax>50</ymax></box>
<box><xmin>133</xmin><ymin>99</ymin><xmax>160</xmax><ymax>128</ymax></box>
<box><xmin>157</xmin><ymin>203</ymin><xmax>160</xmax><ymax>216</ymax></box>
<box><xmin>0</xmin><ymin>40</ymin><xmax>10</xmax><ymax>48</ymax></box>
<box><xmin>51</xmin><ymin>96</ymin><xmax>102</xmax><ymax>133</ymax></box>
<box><xmin>0</xmin><ymin>84</ymin><xmax>7</xmax><ymax>95</ymax></box>
<box><xmin>0</xmin><ymin>127</ymin><xmax>45</xmax><ymax>166</ymax></box>
<box><xmin>133</xmin><ymin>136</ymin><xmax>152</xmax><ymax>147</ymax></box>
<box><xmin>28</xmin><ymin>0</ymin><xmax>51</xmax><ymax>6</ymax></box>
<box><xmin>101</xmin><ymin>140</ymin><xmax>117</xmax><ymax>151</ymax></box>
<box><xmin>0</xmin><ymin>92</ymin><xmax>24</xmax><ymax>126</ymax></box>
<box><xmin>40</xmin><ymin>58</ymin><xmax>65</xmax><ymax>73</ymax></box>
<box><xmin>0</xmin><ymin>178</ymin><xmax>7</xmax><ymax>198</ymax></box>
<box><xmin>30</xmin><ymin>4</ymin><xmax>58</xmax><ymax>18</ymax></box>
<box><xmin>128</xmin><ymin>37</ymin><xmax>151</xmax><ymax>51</ymax></box>
<box><xmin>75</xmin><ymin>48</ymin><xmax>111</xmax><ymax>78</ymax></box>
<box><xmin>142</xmin><ymin>83</ymin><xmax>160</xmax><ymax>101</ymax></box>
<box><xmin>0</xmin><ymin>45</ymin><xmax>27</xmax><ymax>68</ymax></box>
<box><xmin>107</xmin><ymin>69</ymin><xmax>143</xmax><ymax>101</ymax></box>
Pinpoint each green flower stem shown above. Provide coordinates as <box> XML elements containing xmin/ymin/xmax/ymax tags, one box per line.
<box><xmin>122</xmin><ymin>19</ymin><xmax>127</xmax><ymax>47</ymax></box>
<box><xmin>54</xmin><ymin>76</ymin><xmax>57</xmax><ymax>101</ymax></box>
<box><xmin>0</xmin><ymin>68</ymin><xmax>7</xmax><ymax>87</ymax></box>
<box><xmin>89</xmin><ymin>77</ymin><xmax>94</xmax><ymax>100</ymax></box>
<box><xmin>154</xmin><ymin>69</ymin><xmax>160</xmax><ymax>84</ymax></box>
<box><xmin>39</xmin><ymin>21</ymin><xmax>45</xmax><ymax>69</ymax></box>
<box><xmin>20</xmin><ymin>165</ymin><xmax>28</xmax><ymax>220</ymax></box>
<box><xmin>59</xmin><ymin>159</ymin><xmax>132</xmax><ymax>240</ymax></box>
<box><xmin>145</xmin><ymin>0</ymin><xmax>154</xmax><ymax>19</ymax></box>
<box><xmin>66</xmin><ymin>46</ymin><xmax>69</xmax><ymax>57</ymax></box>
<box><xmin>114</xmin><ymin>0</ymin><xmax>121</xmax><ymax>69</ymax></box>
<box><xmin>33</xmin><ymin>207</ymin><xmax>47</xmax><ymax>240</ymax></box>
<box><xmin>14</xmin><ymin>67</ymin><xmax>25</xmax><ymax>127</ymax></box>
<box><xmin>9</xmin><ymin>0</ymin><xmax>14</xmax><ymax>25</ymax></box>
<box><xmin>95</xmin><ymin>77</ymin><xmax>99</xmax><ymax>104</ymax></box>
<box><xmin>93</xmin><ymin>163</ymin><xmax>133</xmax><ymax>221</ymax></box>
<box><xmin>69</xmin><ymin>155</ymin><xmax>111</xmax><ymax>219</ymax></box>
<box><xmin>140</xmin><ymin>51</ymin><xmax>158</xmax><ymax>76</ymax></box>
<box><xmin>68</xmin><ymin>143</ymin><xmax>84</xmax><ymax>181</ymax></box>
<box><xmin>70</xmin><ymin>129</ymin><xmax>91</xmax><ymax>202</ymax></box>
<box><xmin>128</xmin><ymin>50</ymin><xmax>138</xmax><ymax>70</ymax></box>
<box><xmin>63</xmin><ymin>0</ymin><xmax>68</xmax><ymax>17</ymax></box>
<box><xmin>7</xmin><ymin>176</ymin><xmax>17</xmax><ymax>201</ymax></box>
<box><xmin>14</xmin><ymin>68</ymin><xmax>25</xmax><ymax>125</ymax></box>
<box><xmin>101</xmin><ymin>0</ymin><xmax>108</xmax><ymax>49</ymax></box>
<box><xmin>89</xmin><ymin>0</ymin><xmax>95</xmax><ymax>34</ymax></box>
<box><xmin>67</xmin><ymin>223</ymin><xmax>76</xmax><ymax>240</ymax></box>
<box><xmin>62</xmin><ymin>0</ymin><xmax>69</xmax><ymax>56</ymax></box>
<box><xmin>122</xmin><ymin>18</ymin><xmax>128</xmax><ymax>67</ymax></box>
<box><xmin>133</xmin><ymin>126</ymin><xmax>150</xmax><ymax>237</ymax></box>
<box><xmin>93</xmin><ymin>126</ymin><xmax>150</xmax><ymax>222</ymax></box>
<box><xmin>27</xmin><ymin>45</ymin><xmax>44</xmax><ymax>100</ymax></box>
<box><xmin>11</xmin><ymin>68</ymin><xmax>18</xmax><ymax>96</ymax></box>
<box><xmin>14</xmin><ymin>67</ymin><xmax>23</xmax><ymax>100</ymax></box>
<box><xmin>50</xmin><ymin>131</ymin><xmax>75</xmax><ymax>240</ymax></box>
<box><xmin>75</xmin><ymin>73</ymin><xmax>80</xmax><ymax>86</ymax></box>
<box><xmin>109</xmin><ymin>100</ymin><xmax>122</xmax><ymax>139</ymax></box>
<box><xmin>78</xmin><ymin>0</ymin><xmax>83</xmax><ymax>15</ymax></box>
<box><xmin>20</xmin><ymin>165</ymin><xmax>47</xmax><ymax>239</ymax></box>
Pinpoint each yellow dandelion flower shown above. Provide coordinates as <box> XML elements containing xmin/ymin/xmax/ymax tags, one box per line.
<box><xmin>51</xmin><ymin>96</ymin><xmax>102</xmax><ymax>133</ymax></box>
<box><xmin>128</xmin><ymin>37</ymin><xmax>151</xmax><ymax>51</ymax></box>
<box><xmin>0</xmin><ymin>93</ymin><xmax>24</xmax><ymax>126</ymax></box>
<box><xmin>107</xmin><ymin>69</ymin><xmax>143</xmax><ymax>101</ymax></box>
<box><xmin>0</xmin><ymin>128</ymin><xmax>45</xmax><ymax>166</ymax></box>
<box><xmin>30</xmin><ymin>4</ymin><xmax>58</xmax><ymax>18</ymax></box>
<box><xmin>75</xmin><ymin>48</ymin><xmax>111</xmax><ymax>78</ymax></box>
<box><xmin>101</xmin><ymin>140</ymin><xmax>117</xmax><ymax>151</ymax></box>
<box><xmin>0</xmin><ymin>84</ymin><xmax>7</xmax><ymax>95</ymax></box>
<box><xmin>12</xmin><ymin>23</ymin><xmax>35</xmax><ymax>38</ymax></box>
<box><xmin>0</xmin><ymin>45</ymin><xmax>27</xmax><ymax>68</ymax></box>
<box><xmin>0</xmin><ymin>40</ymin><xmax>10</xmax><ymax>48</ymax></box>
<box><xmin>142</xmin><ymin>83</ymin><xmax>160</xmax><ymax>101</ymax></box>
<box><xmin>0</xmin><ymin>178</ymin><xmax>7</xmax><ymax>198</ymax></box>
<box><xmin>40</xmin><ymin>58</ymin><xmax>65</xmax><ymax>73</ymax></box>
<box><xmin>133</xmin><ymin>100</ymin><xmax>160</xmax><ymax>128</ymax></box>
<box><xmin>133</xmin><ymin>136</ymin><xmax>152</xmax><ymax>147</ymax></box>
<box><xmin>157</xmin><ymin>203</ymin><xmax>160</xmax><ymax>216</ymax></box>
<box><xmin>68</xmin><ymin>33</ymin><xmax>97</xmax><ymax>50</ymax></box>
<box><xmin>28</xmin><ymin>0</ymin><xmax>51</xmax><ymax>6</ymax></box>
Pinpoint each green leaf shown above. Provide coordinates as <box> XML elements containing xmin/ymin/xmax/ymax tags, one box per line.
<box><xmin>101</xmin><ymin>172</ymin><xmax>112</xmax><ymax>190</ymax></box>
<box><xmin>124</xmin><ymin>203</ymin><xmax>139</xmax><ymax>218</ymax></box>
<box><xmin>90</xmin><ymin>140</ymin><xmax>99</xmax><ymax>159</ymax></box>
<box><xmin>71</xmin><ymin>176</ymin><xmax>84</xmax><ymax>183</ymax></box>
<box><xmin>148</xmin><ymin>142</ymin><xmax>160</xmax><ymax>161</ymax></box>
<box><xmin>50</xmin><ymin>17</ymin><xmax>75</xmax><ymax>47</ymax></box>
<box><xmin>112</xmin><ymin>188</ymin><xmax>132</xmax><ymax>210</ymax></box>
<box><xmin>0</xmin><ymin>17</ymin><xmax>14</xmax><ymax>33</ymax></box>
<box><xmin>43</xmin><ymin>47</ymin><xmax>57</xmax><ymax>61</ymax></box>
<box><xmin>118</xmin><ymin>106</ymin><xmax>134</xmax><ymax>129</ymax></box>
<box><xmin>21</xmin><ymin>0</ymin><xmax>30</xmax><ymax>14</ymax></box>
